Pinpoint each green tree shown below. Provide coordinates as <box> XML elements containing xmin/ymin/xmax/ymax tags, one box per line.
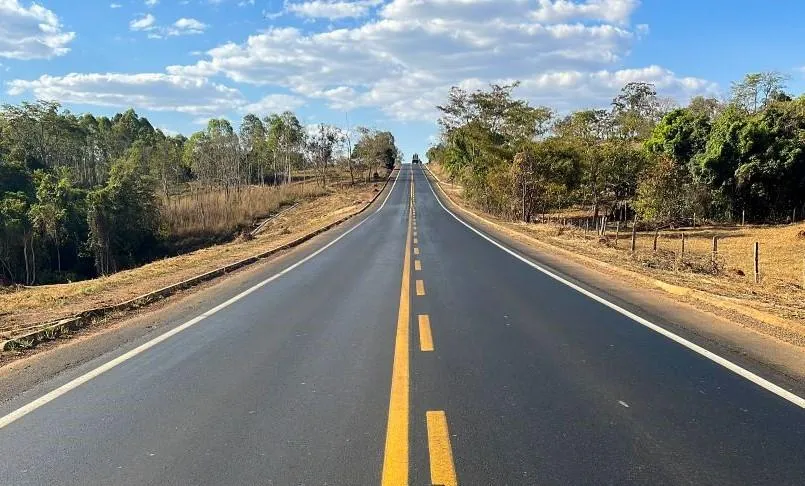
<box><xmin>266</xmin><ymin>111</ymin><xmax>304</xmax><ymax>184</ymax></box>
<box><xmin>611</xmin><ymin>82</ymin><xmax>660</xmax><ymax>140</ymax></box>
<box><xmin>730</xmin><ymin>72</ymin><xmax>788</xmax><ymax>113</ymax></box>
<box><xmin>87</xmin><ymin>159</ymin><xmax>160</xmax><ymax>275</ymax></box>
<box><xmin>646</xmin><ymin>108</ymin><xmax>711</xmax><ymax>165</ymax></box>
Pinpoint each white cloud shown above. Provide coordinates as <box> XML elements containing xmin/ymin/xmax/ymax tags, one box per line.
<box><xmin>145</xmin><ymin>0</ymin><xmax>159</xmax><ymax>7</ymax></box>
<box><xmin>166</xmin><ymin>0</ymin><xmax>663</xmax><ymax>120</ymax></box>
<box><xmin>515</xmin><ymin>66</ymin><xmax>720</xmax><ymax>111</ymax></box>
<box><xmin>530</xmin><ymin>0</ymin><xmax>640</xmax><ymax>25</ymax></box>
<box><xmin>131</xmin><ymin>16</ymin><xmax>209</xmax><ymax>38</ymax></box>
<box><xmin>286</xmin><ymin>0</ymin><xmax>383</xmax><ymax>20</ymax></box>
<box><xmin>0</xmin><ymin>0</ymin><xmax>75</xmax><ymax>60</ymax></box>
<box><xmin>7</xmin><ymin>0</ymin><xmax>718</xmax><ymax>125</ymax></box>
<box><xmin>7</xmin><ymin>73</ymin><xmax>245</xmax><ymax>116</ymax></box>
<box><xmin>130</xmin><ymin>13</ymin><xmax>157</xmax><ymax>31</ymax></box>
<box><xmin>110</xmin><ymin>3</ymin><xmax>122</xmax><ymax>8</ymax></box>
<box><xmin>242</xmin><ymin>93</ymin><xmax>305</xmax><ymax>113</ymax></box>
<box><xmin>169</xmin><ymin>18</ymin><xmax>208</xmax><ymax>35</ymax></box>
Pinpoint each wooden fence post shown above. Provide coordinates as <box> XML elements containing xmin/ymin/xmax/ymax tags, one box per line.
<box><xmin>601</xmin><ymin>216</ymin><xmax>607</xmax><ymax>236</ymax></box>
<box><xmin>754</xmin><ymin>241</ymin><xmax>760</xmax><ymax>284</ymax></box>
<box><xmin>712</xmin><ymin>236</ymin><xmax>718</xmax><ymax>262</ymax></box>
<box><xmin>742</xmin><ymin>209</ymin><xmax>745</xmax><ymax>226</ymax></box>
<box><xmin>585</xmin><ymin>218</ymin><xmax>589</xmax><ymax>234</ymax></box>
<box><xmin>615</xmin><ymin>221</ymin><xmax>620</xmax><ymax>247</ymax></box>
<box><xmin>653</xmin><ymin>229</ymin><xmax>659</xmax><ymax>252</ymax></box>
<box><xmin>693</xmin><ymin>212</ymin><xmax>696</xmax><ymax>228</ymax></box>
<box><xmin>630</xmin><ymin>215</ymin><xmax>637</xmax><ymax>252</ymax></box>
<box><xmin>680</xmin><ymin>233</ymin><xmax>686</xmax><ymax>258</ymax></box>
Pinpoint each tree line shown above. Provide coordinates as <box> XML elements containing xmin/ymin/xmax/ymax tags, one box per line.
<box><xmin>427</xmin><ymin>73</ymin><xmax>805</xmax><ymax>228</ymax></box>
<box><xmin>0</xmin><ymin>101</ymin><xmax>401</xmax><ymax>285</ymax></box>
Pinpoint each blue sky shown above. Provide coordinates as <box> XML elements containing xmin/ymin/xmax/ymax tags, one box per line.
<box><xmin>2</xmin><ymin>0</ymin><xmax>804</xmax><ymax>160</ymax></box>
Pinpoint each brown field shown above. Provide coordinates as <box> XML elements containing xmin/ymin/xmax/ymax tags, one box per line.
<box><xmin>428</xmin><ymin>164</ymin><xmax>805</xmax><ymax>341</ymax></box>
<box><xmin>163</xmin><ymin>181</ymin><xmax>328</xmax><ymax>239</ymax></box>
<box><xmin>0</xmin><ymin>180</ymin><xmax>383</xmax><ymax>337</ymax></box>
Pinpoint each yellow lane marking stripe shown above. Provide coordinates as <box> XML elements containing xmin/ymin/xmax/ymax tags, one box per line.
<box><xmin>415</xmin><ymin>260</ymin><xmax>422</xmax><ymax>271</ymax></box>
<box><xmin>418</xmin><ymin>315</ymin><xmax>434</xmax><ymax>352</ymax></box>
<box><xmin>381</xmin><ymin>168</ymin><xmax>412</xmax><ymax>486</ymax></box>
<box><xmin>416</xmin><ymin>279</ymin><xmax>425</xmax><ymax>296</ymax></box>
<box><xmin>426</xmin><ymin>411</ymin><xmax>458</xmax><ymax>486</ymax></box>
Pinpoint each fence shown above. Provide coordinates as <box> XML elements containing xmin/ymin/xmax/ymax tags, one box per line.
<box><xmin>546</xmin><ymin>216</ymin><xmax>805</xmax><ymax>289</ymax></box>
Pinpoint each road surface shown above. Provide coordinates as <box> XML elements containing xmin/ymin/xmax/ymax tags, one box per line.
<box><xmin>0</xmin><ymin>164</ymin><xmax>803</xmax><ymax>485</ymax></box>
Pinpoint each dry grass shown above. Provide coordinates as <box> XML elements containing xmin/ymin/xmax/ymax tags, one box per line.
<box><xmin>163</xmin><ymin>182</ymin><xmax>327</xmax><ymax>240</ymax></box>
<box><xmin>429</xmin><ymin>164</ymin><xmax>805</xmax><ymax>332</ymax></box>
<box><xmin>0</xmin><ymin>181</ymin><xmax>383</xmax><ymax>336</ymax></box>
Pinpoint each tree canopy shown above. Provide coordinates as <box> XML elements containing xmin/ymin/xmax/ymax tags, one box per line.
<box><xmin>428</xmin><ymin>72</ymin><xmax>805</xmax><ymax>226</ymax></box>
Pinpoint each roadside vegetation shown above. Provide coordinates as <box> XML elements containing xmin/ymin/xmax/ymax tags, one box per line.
<box><xmin>428</xmin><ymin>72</ymin><xmax>804</xmax><ymax>227</ymax></box>
<box><xmin>0</xmin><ymin>102</ymin><xmax>401</xmax><ymax>286</ymax></box>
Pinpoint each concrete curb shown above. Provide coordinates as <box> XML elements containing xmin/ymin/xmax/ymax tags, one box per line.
<box><xmin>423</xmin><ymin>165</ymin><xmax>804</xmax><ymax>343</ymax></box>
<box><xmin>1</xmin><ymin>173</ymin><xmax>395</xmax><ymax>352</ymax></box>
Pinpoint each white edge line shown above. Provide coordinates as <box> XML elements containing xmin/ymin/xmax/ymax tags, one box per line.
<box><xmin>419</xmin><ymin>165</ymin><xmax>805</xmax><ymax>409</ymax></box>
<box><xmin>0</xmin><ymin>167</ymin><xmax>406</xmax><ymax>429</ymax></box>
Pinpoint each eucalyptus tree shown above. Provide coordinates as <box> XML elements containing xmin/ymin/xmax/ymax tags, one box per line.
<box><xmin>266</xmin><ymin>111</ymin><xmax>304</xmax><ymax>184</ymax></box>
<box><xmin>308</xmin><ymin>124</ymin><xmax>341</xmax><ymax>187</ymax></box>
<box><xmin>240</xmin><ymin>114</ymin><xmax>268</xmax><ymax>184</ymax></box>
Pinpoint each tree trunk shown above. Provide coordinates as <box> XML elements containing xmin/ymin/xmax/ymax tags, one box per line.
<box><xmin>31</xmin><ymin>238</ymin><xmax>36</xmax><ymax>285</ymax></box>
<box><xmin>23</xmin><ymin>237</ymin><xmax>29</xmax><ymax>285</ymax></box>
<box><xmin>55</xmin><ymin>231</ymin><xmax>61</xmax><ymax>274</ymax></box>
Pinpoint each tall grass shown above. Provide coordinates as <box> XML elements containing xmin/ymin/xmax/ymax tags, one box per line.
<box><xmin>162</xmin><ymin>183</ymin><xmax>328</xmax><ymax>241</ymax></box>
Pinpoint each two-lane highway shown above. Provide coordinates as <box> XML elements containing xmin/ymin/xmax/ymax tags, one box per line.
<box><xmin>0</xmin><ymin>164</ymin><xmax>804</xmax><ymax>485</ymax></box>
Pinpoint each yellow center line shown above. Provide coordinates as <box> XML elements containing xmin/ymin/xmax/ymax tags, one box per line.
<box><xmin>415</xmin><ymin>260</ymin><xmax>422</xmax><ymax>271</ymax></box>
<box><xmin>418</xmin><ymin>315</ymin><xmax>434</xmax><ymax>352</ymax></box>
<box><xmin>416</xmin><ymin>279</ymin><xmax>426</xmax><ymax>296</ymax></box>
<box><xmin>382</xmin><ymin>167</ymin><xmax>413</xmax><ymax>486</ymax></box>
<box><xmin>426</xmin><ymin>411</ymin><xmax>458</xmax><ymax>486</ymax></box>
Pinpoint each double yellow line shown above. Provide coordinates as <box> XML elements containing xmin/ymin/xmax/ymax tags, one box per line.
<box><xmin>382</xmin><ymin>168</ymin><xmax>458</xmax><ymax>486</ymax></box>
<box><xmin>381</xmin><ymin>171</ymin><xmax>415</xmax><ymax>485</ymax></box>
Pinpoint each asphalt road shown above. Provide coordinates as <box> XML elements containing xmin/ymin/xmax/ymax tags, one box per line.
<box><xmin>0</xmin><ymin>164</ymin><xmax>804</xmax><ymax>485</ymax></box>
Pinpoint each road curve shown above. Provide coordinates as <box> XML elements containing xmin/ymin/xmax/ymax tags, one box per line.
<box><xmin>0</xmin><ymin>164</ymin><xmax>803</xmax><ymax>485</ymax></box>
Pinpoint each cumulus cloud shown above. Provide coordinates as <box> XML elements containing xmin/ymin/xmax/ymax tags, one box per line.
<box><xmin>131</xmin><ymin>15</ymin><xmax>209</xmax><ymax>38</ymax></box>
<box><xmin>130</xmin><ymin>13</ymin><xmax>157</xmax><ymax>31</ymax></box>
<box><xmin>242</xmin><ymin>93</ymin><xmax>305</xmax><ymax>113</ymax></box>
<box><xmin>165</xmin><ymin>0</ymin><xmax>702</xmax><ymax>120</ymax></box>
<box><xmin>530</xmin><ymin>0</ymin><xmax>640</xmax><ymax>25</ymax></box>
<box><xmin>0</xmin><ymin>0</ymin><xmax>75</xmax><ymax>60</ymax></box>
<box><xmin>7</xmin><ymin>0</ymin><xmax>718</xmax><ymax>123</ymax></box>
<box><xmin>7</xmin><ymin>73</ymin><xmax>245</xmax><ymax>116</ymax></box>
<box><xmin>286</xmin><ymin>0</ymin><xmax>383</xmax><ymax>19</ymax></box>
<box><xmin>169</xmin><ymin>18</ymin><xmax>208</xmax><ymax>35</ymax></box>
<box><xmin>515</xmin><ymin>66</ymin><xmax>720</xmax><ymax>111</ymax></box>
